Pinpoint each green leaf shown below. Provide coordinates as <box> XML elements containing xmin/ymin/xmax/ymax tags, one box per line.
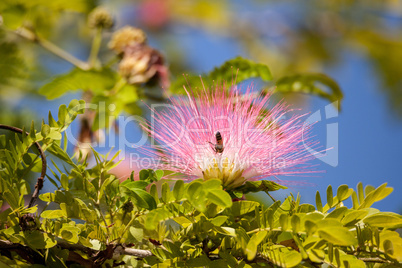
<box><xmin>171</xmin><ymin>57</ymin><xmax>272</xmax><ymax>94</ymax></box>
<box><xmin>351</xmin><ymin>191</ymin><xmax>359</xmax><ymax>209</ymax></box>
<box><xmin>60</xmin><ymin>225</ymin><xmax>80</xmax><ymax>243</ymax></box>
<box><xmin>231</xmin><ymin>200</ymin><xmax>260</xmax><ymax>216</ymax></box>
<box><xmin>315</xmin><ymin>191</ymin><xmax>323</xmax><ymax>212</ymax></box>
<box><xmin>48</xmin><ymin>111</ymin><xmax>58</xmax><ymax>127</ymax></box>
<box><xmin>275</xmin><ymin>73</ymin><xmax>343</xmax><ymax>109</ymax></box>
<box><xmin>363</xmin><ymin>212</ymin><xmax>402</xmax><ymax>228</ymax></box>
<box><xmin>129</xmin><ymin>226</ymin><xmax>144</xmax><ymax>242</ymax></box>
<box><xmin>60</xmin><ymin>173</ymin><xmax>69</xmax><ymax>190</ymax></box>
<box><xmin>3</xmin><ymin>190</ymin><xmax>19</xmax><ymax>210</ymax></box>
<box><xmin>359</xmin><ymin>183</ymin><xmax>393</xmax><ymax>209</ymax></box>
<box><xmin>186</xmin><ymin>181</ymin><xmax>207</xmax><ymax>212</ymax></box>
<box><xmin>25</xmin><ymin>231</ymin><xmax>57</xmax><ymax>249</ymax></box>
<box><xmin>281</xmin><ymin>250</ymin><xmax>303</xmax><ymax>267</ymax></box>
<box><xmin>125</xmin><ymin>188</ymin><xmax>157</xmax><ymax>210</ymax></box>
<box><xmin>279</xmin><ymin>214</ymin><xmax>289</xmax><ymax>231</ymax></box>
<box><xmin>357</xmin><ymin>182</ymin><xmax>364</xmax><ymax>204</ymax></box>
<box><xmin>365</xmin><ymin>185</ymin><xmax>375</xmax><ymax>196</ymax></box>
<box><xmin>303</xmin><ymin>212</ymin><xmax>324</xmax><ymax>224</ymax></box>
<box><xmin>47</xmin><ymin>143</ymin><xmax>77</xmax><ymax>168</ymax></box>
<box><xmin>341</xmin><ymin>210</ymin><xmax>369</xmax><ymax>226</ymax></box>
<box><xmin>58</xmin><ymin>104</ymin><xmax>67</xmax><ymax>127</ymax></box>
<box><xmin>203</xmin><ymin>179</ymin><xmax>223</xmax><ymax>189</ymax></box>
<box><xmin>161</xmin><ymin>182</ymin><xmax>170</xmax><ymax>203</ymax></box>
<box><xmin>264</xmin><ymin>247</ymin><xmax>302</xmax><ymax>268</ymax></box>
<box><xmin>318</xmin><ymin>227</ymin><xmax>357</xmax><ymax>246</ymax></box>
<box><xmin>150</xmin><ymin>184</ymin><xmax>159</xmax><ymax>204</ymax></box>
<box><xmin>155</xmin><ymin>169</ymin><xmax>164</xmax><ymax>180</ymax></box>
<box><xmin>139</xmin><ymin>169</ymin><xmax>161</xmax><ymax>182</ymax></box>
<box><xmin>383</xmin><ymin>240</ymin><xmax>394</xmax><ymax>255</ymax></box>
<box><xmin>173</xmin><ymin>216</ymin><xmax>192</xmax><ymax>228</ymax></box>
<box><xmin>145</xmin><ymin>208</ymin><xmax>170</xmax><ymax>230</ymax></box>
<box><xmin>41</xmin><ymin>209</ymin><xmax>66</xmax><ymax>219</ymax></box>
<box><xmin>326</xmin><ymin>185</ymin><xmax>333</xmax><ymax>208</ymax></box>
<box><xmin>22</xmin><ymin>153</ymin><xmax>42</xmax><ymax>173</ymax></box>
<box><xmin>139</xmin><ymin>169</ymin><xmax>150</xmax><ymax>181</ymax></box>
<box><xmin>337</xmin><ymin>185</ymin><xmax>352</xmax><ymax>202</ymax></box>
<box><xmin>246</xmin><ymin>231</ymin><xmax>267</xmax><ymax>260</ymax></box>
<box><xmin>308</xmin><ymin>248</ymin><xmax>325</xmax><ymax>263</ymax></box>
<box><xmin>325</xmin><ymin>207</ymin><xmax>348</xmax><ymax>220</ymax></box>
<box><xmin>163</xmin><ymin>241</ymin><xmax>183</xmax><ymax>257</ymax></box>
<box><xmin>340</xmin><ymin>255</ymin><xmax>366</xmax><ymax>268</ymax></box>
<box><xmin>233</xmin><ymin>180</ymin><xmax>287</xmax><ymax>194</ymax></box>
<box><xmin>210</xmin><ymin>216</ymin><xmax>228</xmax><ymax>226</ymax></box>
<box><xmin>173</xmin><ymin>180</ymin><xmax>184</xmax><ymax>200</ymax></box>
<box><xmin>39</xmin><ymin>68</ymin><xmax>117</xmax><ymax>99</ymax></box>
<box><xmin>121</xmin><ymin>180</ymin><xmax>148</xmax><ymax>190</ymax></box>
<box><xmin>207</xmin><ymin>189</ymin><xmax>232</xmax><ymax>208</ymax></box>
<box><xmin>304</xmin><ymin>220</ymin><xmax>317</xmax><ymax>236</ymax></box>
<box><xmin>41</xmin><ymin>124</ymin><xmax>50</xmax><ymax>138</ymax></box>
<box><xmin>316</xmin><ymin>219</ymin><xmax>343</xmax><ymax>229</ymax></box>
<box><xmin>99</xmin><ymin>176</ymin><xmax>117</xmax><ymax>197</ymax></box>
<box><xmin>298</xmin><ymin>203</ymin><xmax>315</xmax><ymax>213</ymax></box>
<box><xmin>291</xmin><ymin>214</ymin><xmax>301</xmax><ymax>233</ymax></box>
<box><xmin>209</xmin><ymin>56</ymin><xmax>272</xmax><ymax>82</ymax></box>
<box><xmin>39</xmin><ymin>192</ymin><xmax>56</xmax><ymax>202</ymax></box>
<box><xmin>334</xmin><ymin>248</ymin><xmax>341</xmax><ymax>267</ymax></box>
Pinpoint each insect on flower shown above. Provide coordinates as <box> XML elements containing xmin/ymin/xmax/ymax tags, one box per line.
<box><xmin>141</xmin><ymin>82</ymin><xmax>320</xmax><ymax>189</ymax></box>
<box><xmin>208</xmin><ymin>131</ymin><xmax>224</xmax><ymax>154</ymax></box>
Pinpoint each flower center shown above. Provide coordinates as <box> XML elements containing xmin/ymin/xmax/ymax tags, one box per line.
<box><xmin>202</xmin><ymin>157</ymin><xmax>246</xmax><ymax>189</ymax></box>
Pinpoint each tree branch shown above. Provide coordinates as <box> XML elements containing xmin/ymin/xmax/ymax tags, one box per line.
<box><xmin>0</xmin><ymin>239</ymin><xmax>153</xmax><ymax>259</ymax></box>
<box><xmin>0</xmin><ymin>124</ymin><xmax>47</xmax><ymax>208</ymax></box>
<box><xmin>14</xmin><ymin>27</ymin><xmax>90</xmax><ymax>70</ymax></box>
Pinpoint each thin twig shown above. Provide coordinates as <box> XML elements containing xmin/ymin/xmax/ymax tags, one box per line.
<box><xmin>357</xmin><ymin>257</ymin><xmax>388</xmax><ymax>263</ymax></box>
<box><xmin>0</xmin><ymin>239</ymin><xmax>153</xmax><ymax>259</ymax></box>
<box><xmin>14</xmin><ymin>27</ymin><xmax>90</xmax><ymax>70</ymax></box>
<box><xmin>88</xmin><ymin>27</ymin><xmax>103</xmax><ymax>68</ymax></box>
<box><xmin>0</xmin><ymin>124</ymin><xmax>47</xmax><ymax>208</ymax></box>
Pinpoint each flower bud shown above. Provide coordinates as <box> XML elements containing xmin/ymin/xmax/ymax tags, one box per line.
<box><xmin>119</xmin><ymin>51</ymin><xmax>152</xmax><ymax>84</ymax></box>
<box><xmin>108</xmin><ymin>26</ymin><xmax>147</xmax><ymax>54</ymax></box>
<box><xmin>118</xmin><ymin>45</ymin><xmax>168</xmax><ymax>88</ymax></box>
<box><xmin>88</xmin><ymin>7</ymin><xmax>114</xmax><ymax>29</ymax></box>
<box><xmin>122</xmin><ymin>201</ymin><xmax>134</xmax><ymax>213</ymax></box>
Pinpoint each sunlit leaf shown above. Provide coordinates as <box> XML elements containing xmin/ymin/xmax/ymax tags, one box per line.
<box><xmin>363</xmin><ymin>212</ymin><xmax>402</xmax><ymax>228</ymax></box>
<box><xmin>170</xmin><ymin>57</ymin><xmax>272</xmax><ymax>94</ymax></box>
<box><xmin>318</xmin><ymin>227</ymin><xmax>357</xmax><ymax>246</ymax></box>
<box><xmin>173</xmin><ymin>180</ymin><xmax>184</xmax><ymax>200</ymax></box>
<box><xmin>39</xmin><ymin>68</ymin><xmax>117</xmax><ymax>99</ymax></box>
<box><xmin>274</xmin><ymin>73</ymin><xmax>343</xmax><ymax>109</ymax></box>
<box><xmin>231</xmin><ymin>200</ymin><xmax>260</xmax><ymax>216</ymax></box>
<box><xmin>246</xmin><ymin>231</ymin><xmax>267</xmax><ymax>260</ymax></box>
<box><xmin>41</xmin><ymin>209</ymin><xmax>66</xmax><ymax>219</ymax></box>
<box><xmin>207</xmin><ymin>189</ymin><xmax>232</xmax><ymax>208</ymax></box>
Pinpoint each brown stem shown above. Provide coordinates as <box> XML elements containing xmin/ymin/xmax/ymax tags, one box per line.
<box><xmin>0</xmin><ymin>124</ymin><xmax>47</xmax><ymax>208</ymax></box>
<box><xmin>0</xmin><ymin>239</ymin><xmax>152</xmax><ymax>263</ymax></box>
<box><xmin>0</xmin><ymin>239</ymin><xmax>45</xmax><ymax>264</ymax></box>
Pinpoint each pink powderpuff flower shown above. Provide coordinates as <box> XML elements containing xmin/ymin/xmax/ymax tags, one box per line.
<box><xmin>142</xmin><ymin>83</ymin><xmax>319</xmax><ymax>189</ymax></box>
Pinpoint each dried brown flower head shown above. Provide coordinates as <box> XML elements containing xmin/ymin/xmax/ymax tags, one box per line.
<box><xmin>108</xmin><ymin>26</ymin><xmax>147</xmax><ymax>54</ymax></box>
